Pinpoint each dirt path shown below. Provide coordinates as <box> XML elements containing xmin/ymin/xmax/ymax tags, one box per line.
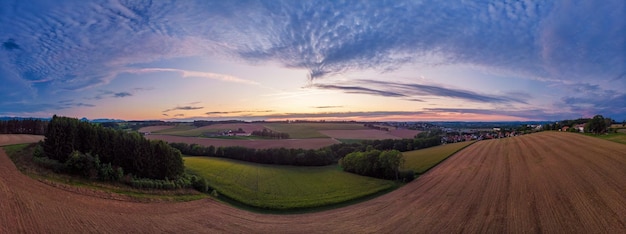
<box><xmin>1</xmin><ymin>132</ymin><xmax>625</xmax><ymax>233</ymax></box>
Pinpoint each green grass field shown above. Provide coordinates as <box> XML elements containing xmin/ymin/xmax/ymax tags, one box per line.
<box><xmin>264</xmin><ymin>123</ymin><xmax>367</xmax><ymax>139</ymax></box>
<box><xmin>184</xmin><ymin>156</ymin><xmax>396</xmax><ymax>210</ymax></box>
<box><xmin>592</xmin><ymin>132</ymin><xmax>626</xmax><ymax>145</ymax></box>
<box><xmin>402</xmin><ymin>141</ymin><xmax>476</xmax><ymax>174</ymax></box>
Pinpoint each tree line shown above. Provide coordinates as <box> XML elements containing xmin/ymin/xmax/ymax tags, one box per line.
<box><xmin>169</xmin><ymin>143</ymin><xmax>336</xmax><ymax>166</ymax></box>
<box><xmin>251</xmin><ymin>129</ymin><xmax>290</xmax><ymax>139</ymax></box>
<box><xmin>0</xmin><ymin>119</ymin><xmax>48</xmax><ymax>135</ymax></box>
<box><xmin>328</xmin><ymin>131</ymin><xmax>441</xmax><ymax>158</ymax></box>
<box><xmin>42</xmin><ymin>115</ymin><xmax>184</xmax><ymax>180</ymax></box>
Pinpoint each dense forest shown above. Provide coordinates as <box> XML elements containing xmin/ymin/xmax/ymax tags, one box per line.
<box><xmin>42</xmin><ymin>115</ymin><xmax>184</xmax><ymax>180</ymax></box>
<box><xmin>0</xmin><ymin>118</ymin><xmax>48</xmax><ymax>135</ymax></box>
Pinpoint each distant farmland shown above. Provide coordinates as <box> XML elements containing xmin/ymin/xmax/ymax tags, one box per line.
<box><xmin>145</xmin><ymin>134</ymin><xmax>340</xmax><ymax>149</ymax></box>
<box><xmin>142</xmin><ymin>122</ymin><xmax>419</xmax><ymax>148</ymax></box>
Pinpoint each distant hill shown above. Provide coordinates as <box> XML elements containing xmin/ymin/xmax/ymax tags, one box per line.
<box><xmin>0</xmin><ymin>116</ymin><xmax>124</xmax><ymax>123</ymax></box>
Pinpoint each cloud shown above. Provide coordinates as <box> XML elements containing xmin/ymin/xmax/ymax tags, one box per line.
<box><xmin>424</xmin><ymin>108</ymin><xmax>571</xmax><ymax>121</ymax></box>
<box><xmin>87</xmin><ymin>88</ymin><xmax>147</xmax><ymax>100</ymax></box>
<box><xmin>126</xmin><ymin>68</ymin><xmax>259</xmax><ymax>85</ymax></box>
<box><xmin>2</xmin><ymin>39</ymin><xmax>20</xmax><ymax>51</ymax></box>
<box><xmin>313</xmin><ymin>106</ymin><xmax>343</xmax><ymax>109</ymax></box>
<box><xmin>205</xmin><ymin>110</ymin><xmax>274</xmax><ymax>115</ymax></box>
<box><xmin>163</xmin><ymin>106</ymin><xmax>204</xmax><ymax>112</ymax></box>
<box><xmin>312</xmin><ymin>79</ymin><xmax>528</xmax><ymax>104</ymax></box>
<box><xmin>114</xmin><ymin>92</ymin><xmax>132</xmax><ymax>98</ymax></box>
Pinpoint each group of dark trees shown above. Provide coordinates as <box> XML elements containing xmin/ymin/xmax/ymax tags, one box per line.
<box><xmin>251</xmin><ymin>129</ymin><xmax>290</xmax><ymax>139</ymax></box>
<box><xmin>542</xmin><ymin>115</ymin><xmax>615</xmax><ymax>134</ymax></box>
<box><xmin>584</xmin><ymin>115</ymin><xmax>613</xmax><ymax>134</ymax></box>
<box><xmin>340</xmin><ymin>149</ymin><xmax>413</xmax><ymax>181</ymax></box>
<box><xmin>42</xmin><ymin>115</ymin><xmax>184</xmax><ymax>180</ymax></box>
<box><xmin>169</xmin><ymin>143</ymin><xmax>335</xmax><ymax>166</ymax></box>
<box><xmin>0</xmin><ymin>119</ymin><xmax>48</xmax><ymax>135</ymax></box>
<box><xmin>328</xmin><ymin>130</ymin><xmax>442</xmax><ymax>158</ymax></box>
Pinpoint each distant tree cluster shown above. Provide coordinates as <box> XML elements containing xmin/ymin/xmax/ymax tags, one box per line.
<box><xmin>0</xmin><ymin>119</ymin><xmax>48</xmax><ymax>135</ymax></box>
<box><xmin>328</xmin><ymin>131</ymin><xmax>442</xmax><ymax>158</ymax></box>
<box><xmin>251</xmin><ymin>129</ymin><xmax>290</xmax><ymax>139</ymax></box>
<box><xmin>340</xmin><ymin>149</ymin><xmax>413</xmax><ymax>181</ymax></box>
<box><xmin>585</xmin><ymin>115</ymin><xmax>612</xmax><ymax>134</ymax></box>
<box><xmin>169</xmin><ymin>143</ymin><xmax>335</xmax><ymax>166</ymax></box>
<box><xmin>42</xmin><ymin>116</ymin><xmax>184</xmax><ymax>180</ymax></box>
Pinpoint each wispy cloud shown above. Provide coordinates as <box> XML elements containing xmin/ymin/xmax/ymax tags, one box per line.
<box><xmin>2</xmin><ymin>39</ymin><xmax>20</xmax><ymax>51</ymax></box>
<box><xmin>126</xmin><ymin>68</ymin><xmax>259</xmax><ymax>85</ymax></box>
<box><xmin>87</xmin><ymin>88</ymin><xmax>149</xmax><ymax>100</ymax></box>
<box><xmin>205</xmin><ymin>110</ymin><xmax>274</xmax><ymax>115</ymax></box>
<box><xmin>312</xmin><ymin>79</ymin><xmax>528</xmax><ymax>104</ymax></box>
<box><xmin>313</xmin><ymin>106</ymin><xmax>343</xmax><ymax>109</ymax></box>
<box><xmin>163</xmin><ymin>106</ymin><xmax>204</xmax><ymax>113</ymax></box>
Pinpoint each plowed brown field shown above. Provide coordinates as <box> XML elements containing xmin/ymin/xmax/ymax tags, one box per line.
<box><xmin>145</xmin><ymin>134</ymin><xmax>340</xmax><ymax>149</ymax></box>
<box><xmin>1</xmin><ymin>132</ymin><xmax>625</xmax><ymax>233</ymax></box>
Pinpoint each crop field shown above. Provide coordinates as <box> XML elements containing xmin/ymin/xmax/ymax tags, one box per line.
<box><xmin>319</xmin><ymin>129</ymin><xmax>402</xmax><ymax>140</ymax></box>
<box><xmin>264</xmin><ymin>122</ymin><xmax>368</xmax><ymax>138</ymax></box>
<box><xmin>144</xmin><ymin>123</ymin><xmax>266</xmax><ymax>137</ymax></box>
<box><xmin>145</xmin><ymin>134</ymin><xmax>340</xmax><ymax>149</ymax></box>
<box><xmin>1</xmin><ymin>132</ymin><xmax>625</xmax><ymax>232</ymax></box>
<box><xmin>184</xmin><ymin>157</ymin><xmax>395</xmax><ymax>210</ymax></box>
<box><xmin>593</xmin><ymin>132</ymin><xmax>626</xmax><ymax>145</ymax></box>
<box><xmin>402</xmin><ymin>140</ymin><xmax>475</xmax><ymax>173</ymax></box>
<box><xmin>0</xmin><ymin>134</ymin><xmax>44</xmax><ymax>146</ymax></box>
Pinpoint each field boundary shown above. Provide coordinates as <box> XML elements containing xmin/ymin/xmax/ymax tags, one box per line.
<box><xmin>414</xmin><ymin>140</ymin><xmax>478</xmax><ymax>176</ymax></box>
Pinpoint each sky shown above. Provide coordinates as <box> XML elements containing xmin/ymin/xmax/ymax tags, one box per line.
<box><xmin>0</xmin><ymin>0</ymin><xmax>624</xmax><ymax>122</ymax></box>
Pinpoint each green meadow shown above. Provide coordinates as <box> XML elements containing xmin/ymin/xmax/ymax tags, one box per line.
<box><xmin>402</xmin><ymin>141</ymin><xmax>476</xmax><ymax>174</ymax></box>
<box><xmin>184</xmin><ymin>156</ymin><xmax>396</xmax><ymax>210</ymax></box>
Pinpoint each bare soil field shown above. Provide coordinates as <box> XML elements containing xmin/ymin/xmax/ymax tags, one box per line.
<box><xmin>1</xmin><ymin>132</ymin><xmax>625</xmax><ymax>233</ymax></box>
<box><xmin>145</xmin><ymin>134</ymin><xmax>340</xmax><ymax>149</ymax></box>
<box><xmin>319</xmin><ymin>129</ymin><xmax>402</xmax><ymax>140</ymax></box>
<box><xmin>388</xmin><ymin>129</ymin><xmax>421</xmax><ymax>138</ymax></box>
<box><xmin>319</xmin><ymin>128</ymin><xmax>420</xmax><ymax>140</ymax></box>
<box><xmin>137</xmin><ymin>125</ymin><xmax>175</xmax><ymax>133</ymax></box>
<box><xmin>0</xmin><ymin>134</ymin><xmax>44</xmax><ymax>146</ymax></box>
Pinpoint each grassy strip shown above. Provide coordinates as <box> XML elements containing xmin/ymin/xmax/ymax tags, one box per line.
<box><xmin>3</xmin><ymin>143</ymin><xmax>207</xmax><ymax>202</ymax></box>
<box><xmin>402</xmin><ymin>141</ymin><xmax>476</xmax><ymax>174</ymax></box>
<box><xmin>184</xmin><ymin>156</ymin><xmax>396</xmax><ymax>211</ymax></box>
<box><xmin>587</xmin><ymin>132</ymin><xmax>626</xmax><ymax>145</ymax></box>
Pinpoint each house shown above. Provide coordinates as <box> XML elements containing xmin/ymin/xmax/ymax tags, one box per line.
<box><xmin>574</xmin><ymin>124</ymin><xmax>585</xmax><ymax>133</ymax></box>
<box><xmin>561</xmin><ymin>126</ymin><xmax>570</xmax><ymax>132</ymax></box>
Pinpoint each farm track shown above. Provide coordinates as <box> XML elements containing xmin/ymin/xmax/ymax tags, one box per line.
<box><xmin>1</xmin><ymin>132</ymin><xmax>625</xmax><ymax>233</ymax></box>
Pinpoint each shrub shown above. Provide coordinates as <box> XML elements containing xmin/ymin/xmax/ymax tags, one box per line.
<box><xmin>192</xmin><ymin>176</ymin><xmax>209</xmax><ymax>193</ymax></box>
<box><xmin>64</xmin><ymin>151</ymin><xmax>100</xmax><ymax>178</ymax></box>
<box><xmin>33</xmin><ymin>156</ymin><xmax>65</xmax><ymax>172</ymax></box>
<box><xmin>398</xmin><ymin>170</ymin><xmax>415</xmax><ymax>183</ymax></box>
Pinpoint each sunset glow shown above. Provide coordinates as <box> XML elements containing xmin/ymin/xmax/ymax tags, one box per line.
<box><xmin>1</xmin><ymin>1</ymin><xmax>624</xmax><ymax>121</ymax></box>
